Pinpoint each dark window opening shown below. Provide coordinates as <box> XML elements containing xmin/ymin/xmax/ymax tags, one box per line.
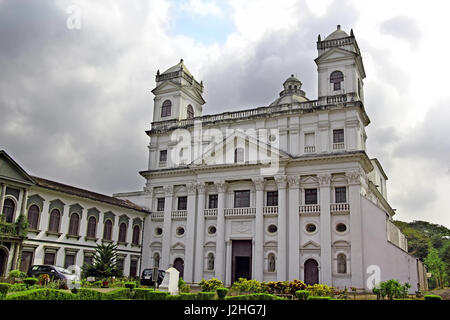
<box><xmin>305</xmin><ymin>189</ymin><xmax>318</xmax><ymax>205</ymax></box>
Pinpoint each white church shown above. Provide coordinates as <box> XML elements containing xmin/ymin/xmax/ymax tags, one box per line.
<box><xmin>0</xmin><ymin>26</ymin><xmax>427</xmax><ymax>292</ymax></box>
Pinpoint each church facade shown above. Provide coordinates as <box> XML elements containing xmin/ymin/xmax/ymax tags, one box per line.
<box><xmin>114</xmin><ymin>26</ymin><xmax>427</xmax><ymax>291</ymax></box>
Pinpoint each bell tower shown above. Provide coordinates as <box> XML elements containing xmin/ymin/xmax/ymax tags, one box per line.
<box><xmin>151</xmin><ymin>59</ymin><xmax>205</xmax><ymax>123</ymax></box>
<box><xmin>315</xmin><ymin>25</ymin><xmax>366</xmax><ymax>103</ymax></box>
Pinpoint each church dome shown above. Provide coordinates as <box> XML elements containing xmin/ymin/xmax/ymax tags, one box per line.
<box><xmin>324</xmin><ymin>25</ymin><xmax>349</xmax><ymax>40</ymax></box>
<box><xmin>270</xmin><ymin>74</ymin><xmax>308</xmax><ymax>106</ymax></box>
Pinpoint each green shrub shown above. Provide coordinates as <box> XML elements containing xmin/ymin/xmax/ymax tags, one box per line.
<box><xmin>216</xmin><ymin>287</ymin><xmax>229</xmax><ymax>300</ymax></box>
<box><xmin>231</xmin><ymin>278</ymin><xmax>266</xmax><ymax>293</ymax></box>
<box><xmin>0</xmin><ymin>283</ymin><xmax>11</xmax><ymax>299</ymax></box>
<box><xmin>424</xmin><ymin>294</ymin><xmax>443</xmax><ymax>300</ymax></box>
<box><xmin>307</xmin><ymin>296</ymin><xmax>333</xmax><ymax>300</ymax></box>
<box><xmin>199</xmin><ymin>278</ymin><xmax>223</xmax><ymax>292</ymax></box>
<box><xmin>295</xmin><ymin>290</ymin><xmax>310</xmax><ymax>300</ymax></box>
<box><xmin>306</xmin><ymin>284</ymin><xmax>334</xmax><ymax>297</ymax></box>
<box><xmin>9</xmin><ymin>283</ymin><xmax>32</xmax><ymax>292</ymax></box>
<box><xmin>373</xmin><ymin>280</ymin><xmax>411</xmax><ymax>300</ymax></box>
<box><xmin>134</xmin><ymin>288</ymin><xmax>155</xmax><ymax>300</ymax></box>
<box><xmin>8</xmin><ymin>270</ymin><xmax>26</xmax><ymax>279</ymax></box>
<box><xmin>225</xmin><ymin>295</ymin><xmax>250</xmax><ymax>300</ymax></box>
<box><xmin>179</xmin><ymin>293</ymin><xmax>198</xmax><ymax>300</ymax></box>
<box><xmin>166</xmin><ymin>294</ymin><xmax>180</xmax><ymax>300</ymax></box>
<box><xmin>247</xmin><ymin>293</ymin><xmax>275</xmax><ymax>300</ymax></box>
<box><xmin>197</xmin><ymin>292</ymin><xmax>216</xmax><ymax>300</ymax></box>
<box><xmin>76</xmin><ymin>288</ymin><xmax>104</xmax><ymax>300</ymax></box>
<box><xmin>23</xmin><ymin>277</ymin><xmax>38</xmax><ymax>287</ymax></box>
<box><xmin>5</xmin><ymin>289</ymin><xmax>76</xmax><ymax>300</ymax></box>
<box><xmin>124</xmin><ymin>282</ymin><xmax>136</xmax><ymax>290</ymax></box>
<box><xmin>103</xmin><ymin>288</ymin><xmax>131</xmax><ymax>300</ymax></box>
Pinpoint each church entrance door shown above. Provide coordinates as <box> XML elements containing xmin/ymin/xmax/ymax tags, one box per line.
<box><xmin>231</xmin><ymin>240</ymin><xmax>252</xmax><ymax>283</ymax></box>
<box><xmin>173</xmin><ymin>258</ymin><xmax>184</xmax><ymax>279</ymax></box>
<box><xmin>0</xmin><ymin>247</ymin><xmax>8</xmax><ymax>277</ymax></box>
<box><xmin>304</xmin><ymin>259</ymin><xmax>319</xmax><ymax>285</ymax></box>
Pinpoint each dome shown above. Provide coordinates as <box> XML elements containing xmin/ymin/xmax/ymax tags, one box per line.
<box><xmin>160</xmin><ymin>59</ymin><xmax>193</xmax><ymax>77</ymax></box>
<box><xmin>324</xmin><ymin>25</ymin><xmax>349</xmax><ymax>41</ymax></box>
<box><xmin>270</xmin><ymin>74</ymin><xmax>309</xmax><ymax>106</ymax></box>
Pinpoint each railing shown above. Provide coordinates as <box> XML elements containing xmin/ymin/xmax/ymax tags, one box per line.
<box><xmin>304</xmin><ymin>146</ymin><xmax>316</xmax><ymax>153</ymax></box>
<box><xmin>299</xmin><ymin>204</ymin><xmax>321</xmax><ymax>214</ymax></box>
<box><xmin>330</xmin><ymin>203</ymin><xmax>350</xmax><ymax>214</ymax></box>
<box><xmin>317</xmin><ymin>37</ymin><xmax>355</xmax><ymax>50</ymax></box>
<box><xmin>151</xmin><ymin>211</ymin><xmax>164</xmax><ymax>220</ymax></box>
<box><xmin>171</xmin><ymin>210</ymin><xmax>188</xmax><ymax>219</ymax></box>
<box><xmin>204</xmin><ymin>209</ymin><xmax>217</xmax><ymax>217</ymax></box>
<box><xmin>159</xmin><ymin>161</ymin><xmax>167</xmax><ymax>168</ymax></box>
<box><xmin>224</xmin><ymin>207</ymin><xmax>256</xmax><ymax>217</ymax></box>
<box><xmin>263</xmin><ymin>206</ymin><xmax>278</xmax><ymax>216</ymax></box>
<box><xmin>0</xmin><ymin>221</ymin><xmax>17</xmax><ymax>236</ymax></box>
<box><xmin>150</xmin><ymin>93</ymin><xmax>357</xmax><ymax>132</ymax></box>
<box><xmin>332</xmin><ymin>142</ymin><xmax>345</xmax><ymax>150</ymax></box>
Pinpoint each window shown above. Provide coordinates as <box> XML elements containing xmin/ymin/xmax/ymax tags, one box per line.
<box><xmin>335</xmin><ymin>187</ymin><xmax>347</xmax><ymax>203</ymax></box>
<box><xmin>336</xmin><ymin>223</ymin><xmax>347</xmax><ymax>233</ymax></box>
<box><xmin>159</xmin><ymin>150</ymin><xmax>167</xmax><ymax>162</ymax></box>
<box><xmin>208</xmin><ymin>225</ymin><xmax>216</xmax><ymax>235</ymax></box>
<box><xmin>48</xmin><ymin>209</ymin><xmax>61</xmax><ymax>233</ymax></box>
<box><xmin>161</xmin><ymin>100</ymin><xmax>172</xmax><ymax>117</ymax></box>
<box><xmin>44</xmin><ymin>252</ymin><xmax>56</xmax><ymax>265</ymax></box>
<box><xmin>266</xmin><ymin>191</ymin><xmax>278</xmax><ymax>206</ymax></box>
<box><xmin>333</xmin><ymin>129</ymin><xmax>344</xmax><ymax>143</ymax></box>
<box><xmin>234</xmin><ymin>147</ymin><xmax>244</xmax><ymax>163</ymax></box>
<box><xmin>330</xmin><ymin>71</ymin><xmax>344</xmax><ymax>91</ymax></box>
<box><xmin>130</xmin><ymin>260</ymin><xmax>138</xmax><ymax>278</ymax></box>
<box><xmin>20</xmin><ymin>251</ymin><xmax>34</xmax><ymax>273</ymax></box>
<box><xmin>64</xmin><ymin>253</ymin><xmax>75</xmax><ymax>268</ymax></box>
<box><xmin>187</xmin><ymin>105</ymin><xmax>194</xmax><ymax>119</ymax></box>
<box><xmin>27</xmin><ymin>205</ymin><xmax>40</xmax><ymax>230</ymax></box>
<box><xmin>103</xmin><ymin>220</ymin><xmax>113</xmax><ymax>240</ymax></box>
<box><xmin>118</xmin><ymin>223</ymin><xmax>127</xmax><ymax>243</ymax></box>
<box><xmin>68</xmin><ymin>213</ymin><xmax>80</xmax><ymax>236</ymax></box>
<box><xmin>306</xmin><ymin>223</ymin><xmax>317</xmax><ymax>233</ymax></box>
<box><xmin>234</xmin><ymin>190</ymin><xmax>250</xmax><ymax>208</ymax></box>
<box><xmin>304</xmin><ymin>133</ymin><xmax>315</xmax><ymax>153</ymax></box>
<box><xmin>83</xmin><ymin>254</ymin><xmax>93</xmax><ymax>266</ymax></box>
<box><xmin>176</xmin><ymin>226</ymin><xmax>185</xmax><ymax>236</ymax></box>
<box><xmin>337</xmin><ymin>254</ymin><xmax>347</xmax><ymax>274</ymax></box>
<box><xmin>207</xmin><ymin>253</ymin><xmax>215</xmax><ymax>271</ymax></box>
<box><xmin>305</xmin><ymin>189</ymin><xmax>318</xmax><ymax>205</ymax></box>
<box><xmin>132</xmin><ymin>225</ymin><xmax>140</xmax><ymax>245</ymax></box>
<box><xmin>208</xmin><ymin>194</ymin><xmax>218</xmax><ymax>209</ymax></box>
<box><xmin>157</xmin><ymin>198</ymin><xmax>165</xmax><ymax>212</ymax></box>
<box><xmin>3</xmin><ymin>198</ymin><xmax>15</xmax><ymax>223</ymax></box>
<box><xmin>267</xmin><ymin>224</ymin><xmax>278</xmax><ymax>233</ymax></box>
<box><xmin>155</xmin><ymin>227</ymin><xmax>163</xmax><ymax>236</ymax></box>
<box><xmin>178</xmin><ymin>196</ymin><xmax>187</xmax><ymax>210</ymax></box>
<box><xmin>153</xmin><ymin>253</ymin><xmax>160</xmax><ymax>268</ymax></box>
<box><xmin>268</xmin><ymin>254</ymin><xmax>276</xmax><ymax>272</ymax></box>
<box><xmin>117</xmin><ymin>258</ymin><xmax>124</xmax><ymax>273</ymax></box>
<box><xmin>87</xmin><ymin>216</ymin><xmax>97</xmax><ymax>238</ymax></box>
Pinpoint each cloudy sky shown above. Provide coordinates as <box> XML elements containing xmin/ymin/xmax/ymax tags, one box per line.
<box><xmin>1</xmin><ymin>0</ymin><xmax>449</xmax><ymax>227</ymax></box>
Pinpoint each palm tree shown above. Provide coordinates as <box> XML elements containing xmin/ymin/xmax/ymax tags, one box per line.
<box><xmin>82</xmin><ymin>242</ymin><xmax>123</xmax><ymax>279</ymax></box>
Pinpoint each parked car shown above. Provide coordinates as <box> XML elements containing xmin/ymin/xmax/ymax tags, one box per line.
<box><xmin>27</xmin><ymin>265</ymin><xmax>79</xmax><ymax>287</ymax></box>
<box><xmin>140</xmin><ymin>268</ymin><xmax>165</xmax><ymax>287</ymax></box>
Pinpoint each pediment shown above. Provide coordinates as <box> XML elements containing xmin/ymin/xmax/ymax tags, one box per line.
<box><xmin>302</xmin><ymin>240</ymin><xmax>321</xmax><ymax>249</ymax></box>
<box><xmin>315</xmin><ymin>47</ymin><xmax>357</xmax><ymax>63</ymax></box>
<box><xmin>171</xmin><ymin>242</ymin><xmax>185</xmax><ymax>250</ymax></box>
<box><xmin>204</xmin><ymin>241</ymin><xmax>216</xmax><ymax>247</ymax></box>
<box><xmin>151</xmin><ymin>81</ymin><xmax>181</xmax><ymax>94</ymax></box>
<box><xmin>0</xmin><ymin>150</ymin><xmax>35</xmax><ymax>186</ymax></box>
<box><xmin>301</xmin><ymin>175</ymin><xmax>318</xmax><ymax>184</ymax></box>
<box><xmin>264</xmin><ymin>241</ymin><xmax>277</xmax><ymax>247</ymax></box>
<box><xmin>190</xmin><ymin>129</ymin><xmax>291</xmax><ymax>168</ymax></box>
<box><xmin>332</xmin><ymin>240</ymin><xmax>350</xmax><ymax>248</ymax></box>
<box><xmin>150</xmin><ymin>241</ymin><xmax>162</xmax><ymax>248</ymax></box>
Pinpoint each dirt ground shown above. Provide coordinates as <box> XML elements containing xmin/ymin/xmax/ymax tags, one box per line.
<box><xmin>425</xmin><ymin>287</ymin><xmax>450</xmax><ymax>300</ymax></box>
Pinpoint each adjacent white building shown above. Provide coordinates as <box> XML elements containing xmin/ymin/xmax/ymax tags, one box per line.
<box><xmin>114</xmin><ymin>26</ymin><xmax>427</xmax><ymax>291</ymax></box>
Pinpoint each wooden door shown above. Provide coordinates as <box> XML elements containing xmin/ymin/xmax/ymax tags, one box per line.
<box><xmin>304</xmin><ymin>259</ymin><xmax>319</xmax><ymax>285</ymax></box>
<box><xmin>173</xmin><ymin>258</ymin><xmax>184</xmax><ymax>279</ymax></box>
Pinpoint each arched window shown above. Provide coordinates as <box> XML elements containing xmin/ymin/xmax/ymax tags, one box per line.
<box><xmin>234</xmin><ymin>147</ymin><xmax>244</xmax><ymax>163</ymax></box>
<box><xmin>3</xmin><ymin>198</ymin><xmax>15</xmax><ymax>223</ymax></box>
<box><xmin>153</xmin><ymin>253</ymin><xmax>160</xmax><ymax>268</ymax></box>
<box><xmin>27</xmin><ymin>205</ymin><xmax>40</xmax><ymax>230</ymax></box>
<box><xmin>207</xmin><ymin>253</ymin><xmax>215</xmax><ymax>271</ymax></box>
<box><xmin>337</xmin><ymin>253</ymin><xmax>347</xmax><ymax>274</ymax></box>
<box><xmin>87</xmin><ymin>216</ymin><xmax>97</xmax><ymax>238</ymax></box>
<box><xmin>103</xmin><ymin>219</ymin><xmax>113</xmax><ymax>240</ymax></box>
<box><xmin>132</xmin><ymin>225</ymin><xmax>140</xmax><ymax>245</ymax></box>
<box><xmin>187</xmin><ymin>104</ymin><xmax>194</xmax><ymax>119</ymax></box>
<box><xmin>268</xmin><ymin>253</ymin><xmax>276</xmax><ymax>272</ymax></box>
<box><xmin>48</xmin><ymin>209</ymin><xmax>61</xmax><ymax>233</ymax></box>
<box><xmin>118</xmin><ymin>223</ymin><xmax>127</xmax><ymax>243</ymax></box>
<box><xmin>68</xmin><ymin>213</ymin><xmax>80</xmax><ymax>236</ymax></box>
<box><xmin>330</xmin><ymin>71</ymin><xmax>344</xmax><ymax>91</ymax></box>
<box><xmin>161</xmin><ymin>100</ymin><xmax>172</xmax><ymax>117</ymax></box>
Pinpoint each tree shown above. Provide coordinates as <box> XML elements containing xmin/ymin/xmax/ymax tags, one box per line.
<box><xmin>424</xmin><ymin>246</ymin><xmax>446</xmax><ymax>289</ymax></box>
<box><xmin>82</xmin><ymin>242</ymin><xmax>123</xmax><ymax>279</ymax></box>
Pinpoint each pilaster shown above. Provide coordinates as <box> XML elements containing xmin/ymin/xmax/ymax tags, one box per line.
<box><xmin>214</xmin><ymin>180</ymin><xmax>227</xmax><ymax>282</ymax></box>
<box><xmin>252</xmin><ymin>177</ymin><xmax>265</xmax><ymax>281</ymax></box>
<box><xmin>161</xmin><ymin>185</ymin><xmax>174</xmax><ymax>269</ymax></box>
<box><xmin>287</xmin><ymin>175</ymin><xmax>300</xmax><ymax>280</ymax></box>
<box><xmin>318</xmin><ymin>173</ymin><xmax>332</xmax><ymax>285</ymax></box>
<box><xmin>184</xmin><ymin>182</ymin><xmax>197</xmax><ymax>282</ymax></box>
<box><xmin>274</xmin><ymin>175</ymin><xmax>287</xmax><ymax>281</ymax></box>
<box><xmin>194</xmin><ymin>182</ymin><xmax>207</xmax><ymax>282</ymax></box>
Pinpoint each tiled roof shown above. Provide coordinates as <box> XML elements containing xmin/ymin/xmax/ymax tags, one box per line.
<box><xmin>32</xmin><ymin>176</ymin><xmax>150</xmax><ymax>214</ymax></box>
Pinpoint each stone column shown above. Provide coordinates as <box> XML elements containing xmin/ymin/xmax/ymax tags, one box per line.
<box><xmin>141</xmin><ymin>186</ymin><xmax>153</xmax><ymax>269</ymax></box>
<box><xmin>274</xmin><ymin>175</ymin><xmax>287</xmax><ymax>281</ymax></box>
<box><xmin>184</xmin><ymin>182</ymin><xmax>197</xmax><ymax>283</ymax></box>
<box><xmin>214</xmin><ymin>180</ymin><xmax>227</xmax><ymax>282</ymax></box>
<box><xmin>288</xmin><ymin>176</ymin><xmax>300</xmax><ymax>280</ymax></box>
<box><xmin>252</xmin><ymin>177</ymin><xmax>265</xmax><ymax>281</ymax></box>
<box><xmin>0</xmin><ymin>183</ymin><xmax>6</xmax><ymax>218</ymax></box>
<box><xmin>20</xmin><ymin>188</ymin><xmax>28</xmax><ymax>217</ymax></box>
<box><xmin>347</xmin><ymin>170</ymin><xmax>364</xmax><ymax>288</ymax></box>
<box><xmin>225</xmin><ymin>240</ymin><xmax>232</xmax><ymax>286</ymax></box>
<box><xmin>194</xmin><ymin>182</ymin><xmax>206</xmax><ymax>282</ymax></box>
<box><xmin>161</xmin><ymin>185</ymin><xmax>174</xmax><ymax>270</ymax></box>
<box><xmin>318</xmin><ymin>173</ymin><xmax>332</xmax><ymax>285</ymax></box>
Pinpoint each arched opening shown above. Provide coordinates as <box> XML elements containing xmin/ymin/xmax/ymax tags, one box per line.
<box><xmin>27</xmin><ymin>205</ymin><xmax>40</xmax><ymax>230</ymax></box>
<box><xmin>161</xmin><ymin>100</ymin><xmax>172</xmax><ymax>117</ymax></box>
<box><xmin>68</xmin><ymin>213</ymin><xmax>80</xmax><ymax>236</ymax></box>
<box><xmin>268</xmin><ymin>253</ymin><xmax>276</xmax><ymax>272</ymax></box>
<box><xmin>48</xmin><ymin>209</ymin><xmax>61</xmax><ymax>233</ymax></box>
<box><xmin>187</xmin><ymin>104</ymin><xmax>194</xmax><ymax>119</ymax></box>
<box><xmin>118</xmin><ymin>223</ymin><xmax>127</xmax><ymax>243</ymax></box>
<box><xmin>173</xmin><ymin>257</ymin><xmax>184</xmax><ymax>279</ymax></box>
<box><xmin>234</xmin><ymin>147</ymin><xmax>244</xmax><ymax>163</ymax></box>
<box><xmin>207</xmin><ymin>253</ymin><xmax>215</xmax><ymax>271</ymax></box>
<box><xmin>87</xmin><ymin>216</ymin><xmax>97</xmax><ymax>238</ymax></box>
<box><xmin>103</xmin><ymin>220</ymin><xmax>113</xmax><ymax>240</ymax></box>
<box><xmin>132</xmin><ymin>225</ymin><xmax>140</xmax><ymax>245</ymax></box>
<box><xmin>330</xmin><ymin>70</ymin><xmax>344</xmax><ymax>91</ymax></box>
<box><xmin>304</xmin><ymin>259</ymin><xmax>319</xmax><ymax>285</ymax></box>
<box><xmin>337</xmin><ymin>253</ymin><xmax>347</xmax><ymax>274</ymax></box>
<box><xmin>3</xmin><ymin>198</ymin><xmax>15</xmax><ymax>223</ymax></box>
<box><xmin>0</xmin><ymin>247</ymin><xmax>9</xmax><ymax>277</ymax></box>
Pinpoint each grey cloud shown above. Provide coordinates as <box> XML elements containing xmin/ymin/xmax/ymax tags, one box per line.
<box><xmin>380</xmin><ymin>15</ymin><xmax>421</xmax><ymax>48</ymax></box>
